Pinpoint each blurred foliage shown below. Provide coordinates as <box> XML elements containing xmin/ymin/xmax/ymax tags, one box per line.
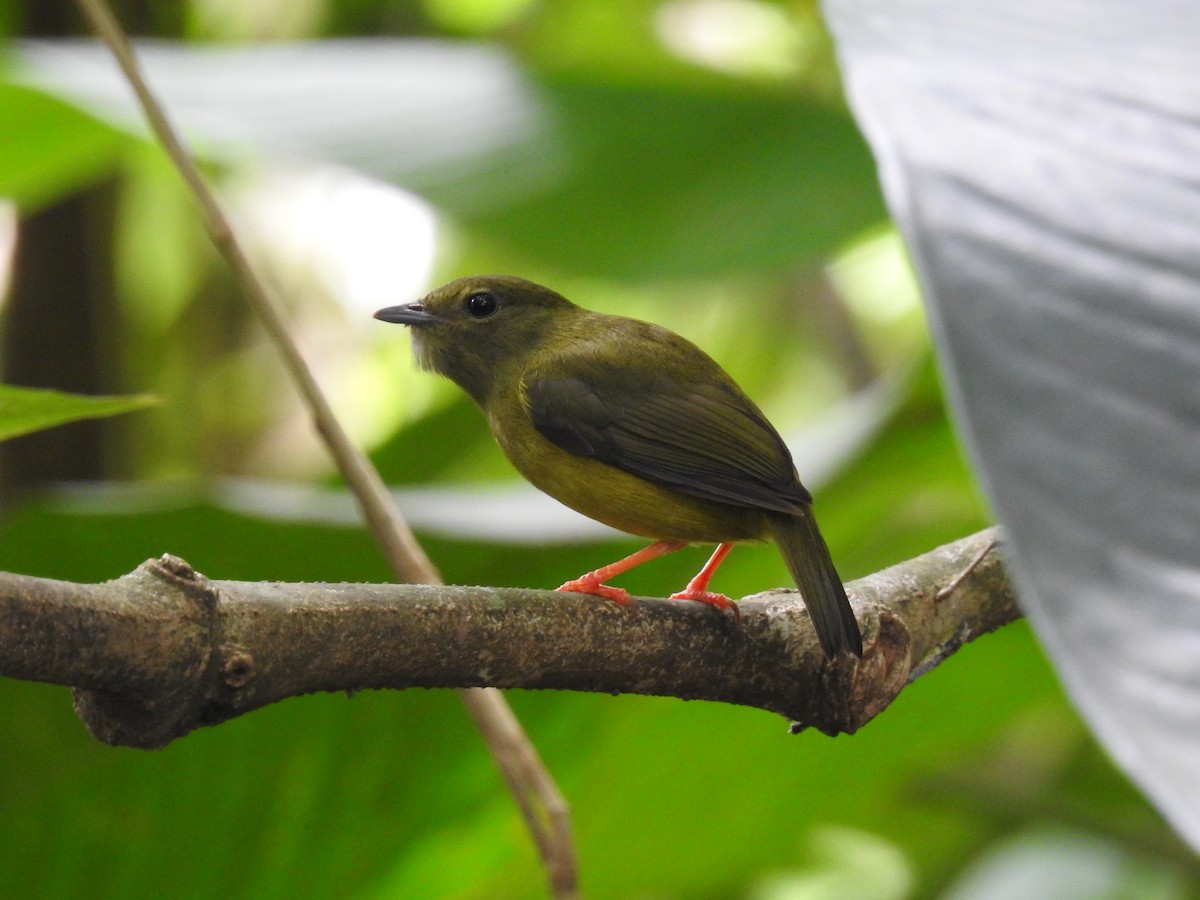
<box><xmin>0</xmin><ymin>84</ymin><xmax>125</xmax><ymax>211</ymax></box>
<box><xmin>0</xmin><ymin>0</ymin><xmax>1194</xmax><ymax>897</ymax></box>
<box><xmin>0</xmin><ymin>384</ymin><xmax>159</xmax><ymax>442</ymax></box>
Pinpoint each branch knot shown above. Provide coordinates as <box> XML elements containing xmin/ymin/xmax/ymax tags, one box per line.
<box><xmin>71</xmin><ymin>556</ymin><xmax>225</xmax><ymax>749</ymax></box>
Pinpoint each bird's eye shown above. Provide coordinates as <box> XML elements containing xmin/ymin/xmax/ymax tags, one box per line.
<box><xmin>464</xmin><ymin>292</ymin><xmax>498</xmax><ymax>318</ymax></box>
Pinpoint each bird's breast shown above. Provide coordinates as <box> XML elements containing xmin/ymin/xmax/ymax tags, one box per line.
<box><xmin>487</xmin><ymin>399</ymin><xmax>766</xmax><ymax>544</ymax></box>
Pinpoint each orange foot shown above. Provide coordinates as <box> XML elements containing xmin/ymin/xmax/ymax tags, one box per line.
<box><xmin>669</xmin><ymin>588</ymin><xmax>739</xmax><ymax>618</ymax></box>
<box><xmin>557</xmin><ymin>578</ymin><xmax>633</xmax><ymax>605</ymax></box>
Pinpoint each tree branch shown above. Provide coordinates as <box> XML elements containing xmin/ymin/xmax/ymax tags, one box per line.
<box><xmin>0</xmin><ymin>528</ymin><xmax>1013</xmax><ymax>747</ymax></box>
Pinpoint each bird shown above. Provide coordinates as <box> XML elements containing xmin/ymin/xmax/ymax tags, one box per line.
<box><xmin>375</xmin><ymin>275</ymin><xmax>862</xmax><ymax>658</ymax></box>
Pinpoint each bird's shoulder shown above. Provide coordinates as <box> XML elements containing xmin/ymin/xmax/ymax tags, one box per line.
<box><xmin>540</xmin><ymin>312</ymin><xmax>706</xmax><ymax>376</ymax></box>
<box><xmin>521</xmin><ymin>312</ymin><xmax>737</xmax><ymax>433</ymax></box>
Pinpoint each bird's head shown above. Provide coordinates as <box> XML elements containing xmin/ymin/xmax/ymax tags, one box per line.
<box><xmin>375</xmin><ymin>275</ymin><xmax>578</xmax><ymax>405</ymax></box>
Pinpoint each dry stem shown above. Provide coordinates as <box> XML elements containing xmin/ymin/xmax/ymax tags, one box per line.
<box><xmin>70</xmin><ymin>3</ymin><xmax>575</xmax><ymax>894</ymax></box>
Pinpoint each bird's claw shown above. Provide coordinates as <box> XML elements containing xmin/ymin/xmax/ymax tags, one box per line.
<box><xmin>669</xmin><ymin>588</ymin><xmax>740</xmax><ymax>618</ymax></box>
<box><xmin>558</xmin><ymin>576</ymin><xmax>740</xmax><ymax>618</ymax></box>
<box><xmin>557</xmin><ymin>578</ymin><xmax>633</xmax><ymax>605</ymax></box>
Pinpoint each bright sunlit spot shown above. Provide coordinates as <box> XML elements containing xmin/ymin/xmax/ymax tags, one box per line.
<box><xmin>422</xmin><ymin>0</ymin><xmax>538</xmax><ymax>33</ymax></box>
<box><xmin>0</xmin><ymin>202</ymin><xmax>16</xmax><ymax>313</ymax></box>
<box><xmin>235</xmin><ymin>164</ymin><xmax>439</xmax><ymax>319</ymax></box>
<box><xmin>750</xmin><ymin>826</ymin><xmax>914</xmax><ymax>900</ymax></box>
<box><xmin>231</xmin><ymin>164</ymin><xmax>444</xmax><ymax>467</ymax></box>
<box><xmin>655</xmin><ymin>0</ymin><xmax>805</xmax><ymax>78</ymax></box>
<box><xmin>826</xmin><ymin>229</ymin><xmax>922</xmax><ymax>327</ymax></box>
<box><xmin>190</xmin><ymin>0</ymin><xmax>327</xmax><ymax>40</ymax></box>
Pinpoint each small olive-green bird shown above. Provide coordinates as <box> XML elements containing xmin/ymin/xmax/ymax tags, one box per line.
<box><xmin>375</xmin><ymin>276</ymin><xmax>862</xmax><ymax>658</ymax></box>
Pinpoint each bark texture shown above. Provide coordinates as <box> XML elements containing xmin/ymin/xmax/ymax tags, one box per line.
<box><xmin>0</xmin><ymin>529</ymin><xmax>1014</xmax><ymax>748</ymax></box>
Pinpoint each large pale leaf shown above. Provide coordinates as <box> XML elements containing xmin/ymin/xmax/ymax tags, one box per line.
<box><xmin>824</xmin><ymin>0</ymin><xmax>1200</xmax><ymax>847</ymax></box>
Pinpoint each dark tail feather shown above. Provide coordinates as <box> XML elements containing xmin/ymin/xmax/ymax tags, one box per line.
<box><xmin>766</xmin><ymin>509</ymin><xmax>862</xmax><ymax>658</ymax></box>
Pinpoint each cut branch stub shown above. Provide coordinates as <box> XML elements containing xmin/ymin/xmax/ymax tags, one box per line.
<box><xmin>72</xmin><ymin>555</ymin><xmax>223</xmax><ymax>748</ymax></box>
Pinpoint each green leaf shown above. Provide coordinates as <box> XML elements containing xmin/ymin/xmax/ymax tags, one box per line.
<box><xmin>0</xmin><ymin>82</ymin><xmax>125</xmax><ymax>212</ymax></box>
<box><xmin>442</xmin><ymin>78</ymin><xmax>886</xmax><ymax>279</ymax></box>
<box><xmin>0</xmin><ymin>384</ymin><xmax>160</xmax><ymax>443</ymax></box>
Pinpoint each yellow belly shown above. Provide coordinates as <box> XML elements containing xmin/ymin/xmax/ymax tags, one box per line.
<box><xmin>491</xmin><ymin>408</ymin><xmax>767</xmax><ymax>544</ymax></box>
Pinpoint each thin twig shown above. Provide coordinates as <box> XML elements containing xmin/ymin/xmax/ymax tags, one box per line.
<box><xmin>935</xmin><ymin>535</ymin><xmax>998</xmax><ymax>600</ymax></box>
<box><xmin>70</xmin><ymin>2</ymin><xmax>576</xmax><ymax>894</ymax></box>
<box><xmin>467</xmin><ymin>688</ymin><xmax>578</xmax><ymax>897</ymax></box>
<box><xmin>73</xmin><ymin>0</ymin><xmax>433</xmax><ymax>584</ymax></box>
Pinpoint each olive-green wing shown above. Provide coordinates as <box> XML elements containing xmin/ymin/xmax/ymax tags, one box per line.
<box><xmin>524</xmin><ymin>360</ymin><xmax>810</xmax><ymax>515</ymax></box>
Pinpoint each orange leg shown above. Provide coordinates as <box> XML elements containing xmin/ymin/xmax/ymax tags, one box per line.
<box><xmin>670</xmin><ymin>542</ymin><xmax>737</xmax><ymax>613</ymax></box>
<box><xmin>558</xmin><ymin>540</ymin><xmax>687</xmax><ymax>604</ymax></box>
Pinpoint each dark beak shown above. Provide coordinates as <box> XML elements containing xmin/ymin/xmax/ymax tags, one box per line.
<box><xmin>373</xmin><ymin>302</ymin><xmax>442</xmax><ymax>326</ymax></box>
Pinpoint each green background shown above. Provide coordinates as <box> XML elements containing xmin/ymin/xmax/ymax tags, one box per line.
<box><xmin>1</xmin><ymin>1</ymin><xmax>1193</xmax><ymax>896</ymax></box>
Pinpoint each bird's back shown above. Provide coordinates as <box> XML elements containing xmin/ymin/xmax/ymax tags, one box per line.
<box><xmin>495</xmin><ymin>309</ymin><xmax>812</xmax><ymax>540</ymax></box>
